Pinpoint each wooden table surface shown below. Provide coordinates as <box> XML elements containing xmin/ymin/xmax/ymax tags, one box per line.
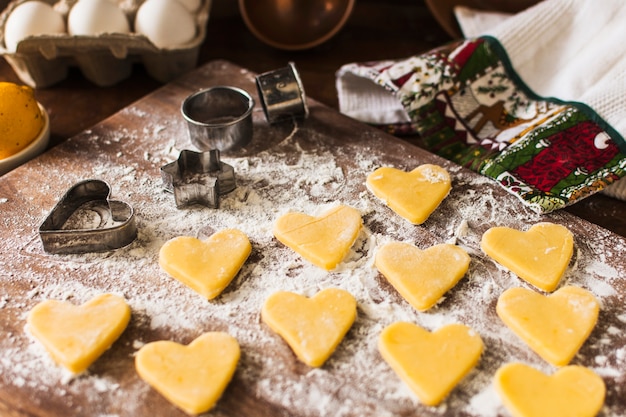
<box><xmin>0</xmin><ymin>0</ymin><xmax>624</xmax><ymax>235</ymax></box>
<box><xmin>2</xmin><ymin>57</ymin><xmax>625</xmax><ymax>417</ymax></box>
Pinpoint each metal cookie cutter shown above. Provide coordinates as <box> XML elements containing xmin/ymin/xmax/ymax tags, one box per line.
<box><xmin>160</xmin><ymin>149</ymin><xmax>236</xmax><ymax>209</ymax></box>
<box><xmin>256</xmin><ymin>62</ymin><xmax>309</xmax><ymax>124</ymax></box>
<box><xmin>181</xmin><ymin>86</ymin><xmax>254</xmax><ymax>152</ymax></box>
<box><xmin>39</xmin><ymin>179</ymin><xmax>137</xmax><ymax>254</ymax></box>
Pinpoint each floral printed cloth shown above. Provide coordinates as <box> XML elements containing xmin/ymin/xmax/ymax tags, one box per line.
<box><xmin>336</xmin><ymin>0</ymin><xmax>626</xmax><ymax>213</ymax></box>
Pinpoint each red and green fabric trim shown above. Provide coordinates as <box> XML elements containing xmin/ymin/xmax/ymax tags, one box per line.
<box><xmin>367</xmin><ymin>37</ymin><xmax>626</xmax><ymax>213</ymax></box>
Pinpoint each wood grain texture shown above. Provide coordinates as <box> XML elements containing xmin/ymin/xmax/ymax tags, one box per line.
<box><xmin>0</xmin><ymin>61</ymin><xmax>624</xmax><ymax>417</ymax></box>
<box><xmin>1</xmin><ymin>0</ymin><xmax>624</xmax><ymax>237</ymax></box>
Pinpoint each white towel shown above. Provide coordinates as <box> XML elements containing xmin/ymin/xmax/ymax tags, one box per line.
<box><xmin>453</xmin><ymin>2</ymin><xmax>626</xmax><ymax>201</ymax></box>
<box><xmin>336</xmin><ymin>0</ymin><xmax>626</xmax><ymax>206</ymax></box>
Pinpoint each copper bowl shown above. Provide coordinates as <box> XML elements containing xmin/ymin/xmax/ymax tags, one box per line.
<box><xmin>238</xmin><ymin>0</ymin><xmax>355</xmax><ymax>50</ymax></box>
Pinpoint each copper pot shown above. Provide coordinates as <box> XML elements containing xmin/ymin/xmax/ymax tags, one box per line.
<box><xmin>239</xmin><ymin>0</ymin><xmax>356</xmax><ymax>50</ymax></box>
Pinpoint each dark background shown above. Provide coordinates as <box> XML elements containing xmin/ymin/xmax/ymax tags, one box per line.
<box><xmin>0</xmin><ymin>0</ymin><xmax>624</xmax><ymax>236</ymax></box>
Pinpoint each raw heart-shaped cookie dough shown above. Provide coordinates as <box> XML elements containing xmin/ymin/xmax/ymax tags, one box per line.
<box><xmin>375</xmin><ymin>242</ymin><xmax>470</xmax><ymax>311</ymax></box>
<box><xmin>27</xmin><ymin>293</ymin><xmax>131</xmax><ymax>374</ymax></box>
<box><xmin>366</xmin><ymin>164</ymin><xmax>451</xmax><ymax>224</ymax></box>
<box><xmin>261</xmin><ymin>288</ymin><xmax>357</xmax><ymax>367</ymax></box>
<box><xmin>481</xmin><ymin>222</ymin><xmax>573</xmax><ymax>292</ymax></box>
<box><xmin>495</xmin><ymin>362</ymin><xmax>605</xmax><ymax>417</ymax></box>
<box><xmin>159</xmin><ymin>229</ymin><xmax>252</xmax><ymax>299</ymax></box>
<box><xmin>497</xmin><ymin>285</ymin><xmax>599</xmax><ymax>366</ymax></box>
<box><xmin>135</xmin><ymin>332</ymin><xmax>240</xmax><ymax>415</ymax></box>
<box><xmin>273</xmin><ymin>204</ymin><xmax>362</xmax><ymax>270</ymax></box>
<box><xmin>378</xmin><ymin>322</ymin><xmax>483</xmax><ymax>406</ymax></box>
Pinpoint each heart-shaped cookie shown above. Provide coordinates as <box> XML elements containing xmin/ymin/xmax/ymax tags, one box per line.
<box><xmin>495</xmin><ymin>363</ymin><xmax>605</xmax><ymax>417</ymax></box>
<box><xmin>366</xmin><ymin>164</ymin><xmax>451</xmax><ymax>224</ymax></box>
<box><xmin>135</xmin><ymin>332</ymin><xmax>240</xmax><ymax>415</ymax></box>
<box><xmin>273</xmin><ymin>205</ymin><xmax>362</xmax><ymax>270</ymax></box>
<box><xmin>379</xmin><ymin>322</ymin><xmax>483</xmax><ymax>406</ymax></box>
<box><xmin>159</xmin><ymin>229</ymin><xmax>251</xmax><ymax>299</ymax></box>
<box><xmin>481</xmin><ymin>222</ymin><xmax>573</xmax><ymax>292</ymax></box>
<box><xmin>496</xmin><ymin>286</ymin><xmax>599</xmax><ymax>366</ymax></box>
<box><xmin>261</xmin><ymin>288</ymin><xmax>357</xmax><ymax>367</ymax></box>
<box><xmin>27</xmin><ymin>293</ymin><xmax>131</xmax><ymax>374</ymax></box>
<box><xmin>38</xmin><ymin>179</ymin><xmax>137</xmax><ymax>254</ymax></box>
<box><xmin>375</xmin><ymin>242</ymin><xmax>470</xmax><ymax>311</ymax></box>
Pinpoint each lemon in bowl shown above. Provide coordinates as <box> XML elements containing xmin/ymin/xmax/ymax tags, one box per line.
<box><xmin>0</xmin><ymin>82</ymin><xmax>50</xmax><ymax>176</ymax></box>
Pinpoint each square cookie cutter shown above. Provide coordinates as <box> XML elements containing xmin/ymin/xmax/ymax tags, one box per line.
<box><xmin>39</xmin><ymin>179</ymin><xmax>137</xmax><ymax>254</ymax></box>
<box><xmin>161</xmin><ymin>149</ymin><xmax>236</xmax><ymax>208</ymax></box>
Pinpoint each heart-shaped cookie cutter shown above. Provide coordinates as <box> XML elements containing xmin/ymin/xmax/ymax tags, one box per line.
<box><xmin>39</xmin><ymin>179</ymin><xmax>137</xmax><ymax>254</ymax></box>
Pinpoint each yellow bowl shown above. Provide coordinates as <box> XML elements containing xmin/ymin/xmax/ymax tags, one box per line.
<box><xmin>0</xmin><ymin>103</ymin><xmax>50</xmax><ymax>176</ymax></box>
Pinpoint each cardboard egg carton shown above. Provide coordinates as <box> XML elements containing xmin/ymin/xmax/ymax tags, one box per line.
<box><xmin>0</xmin><ymin>0</ymin><xmax>211</xmax><ymax>87</ymax></box>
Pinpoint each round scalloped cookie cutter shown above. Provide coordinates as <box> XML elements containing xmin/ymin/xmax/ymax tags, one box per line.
<box><xmin>256</xmin><ymin>62</ymin><xmax>308</xmax><ymax>124</ymax></box>
<box><xmin>181</xmin><ymin>86</ymin><xmax>255</xmax><ymax>152</ymax></box>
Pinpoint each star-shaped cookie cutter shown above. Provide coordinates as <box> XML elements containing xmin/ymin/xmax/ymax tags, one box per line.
<box><xmin>160</xmin><ymin>149</ymin><xmax>236</xmax><ymax>209</ymax></box>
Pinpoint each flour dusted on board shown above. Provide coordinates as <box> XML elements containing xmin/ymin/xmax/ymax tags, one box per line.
<box><xmin>0</xmin><ymin>115</ymin><xmax>625</xmax><ymax>417</ymax></box>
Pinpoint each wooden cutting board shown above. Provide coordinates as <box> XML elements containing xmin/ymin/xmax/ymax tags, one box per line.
<box><xmin>1</xmin><ymin>60</ymin><xmax>624</xmax><ymax>417</ymax></box>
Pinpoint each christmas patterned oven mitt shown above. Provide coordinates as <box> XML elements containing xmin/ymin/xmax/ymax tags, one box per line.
<box><xmin>336</xmin><ymin>0</ymin><xmax>626</xmax><ymax>213</ymax></box>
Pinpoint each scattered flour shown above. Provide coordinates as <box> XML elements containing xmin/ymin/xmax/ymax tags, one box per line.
<box><xmin>0</xmin><ymin>110</ymin><xmax>625</xmax><ymax>417</ymax></box>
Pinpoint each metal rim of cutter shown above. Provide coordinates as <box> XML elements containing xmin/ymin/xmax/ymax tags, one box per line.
<box><xmin>38</xmin><ymin>179</ymin><xmax>137</xmax><ymax>254</ymax></box>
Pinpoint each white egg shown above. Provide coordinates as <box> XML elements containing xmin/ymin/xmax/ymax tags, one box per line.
<box><xmin>68</xmin><ymin>0</ymin><xmax>130</xmax><ymax>36</ymax></box>
<box><xmin>134</xmin><ymin>0</ymin><xmax>196</xmax><ymax>49</ymax></box>
<box><xmin>3</xmin><ymin>1</ymin><xmax>66</xmax><ymax>52</ymax></box>
<box><xmin>176</xmin><ymin>0</ymin><xmax>201</xmax><ymax>13</ymax></box>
